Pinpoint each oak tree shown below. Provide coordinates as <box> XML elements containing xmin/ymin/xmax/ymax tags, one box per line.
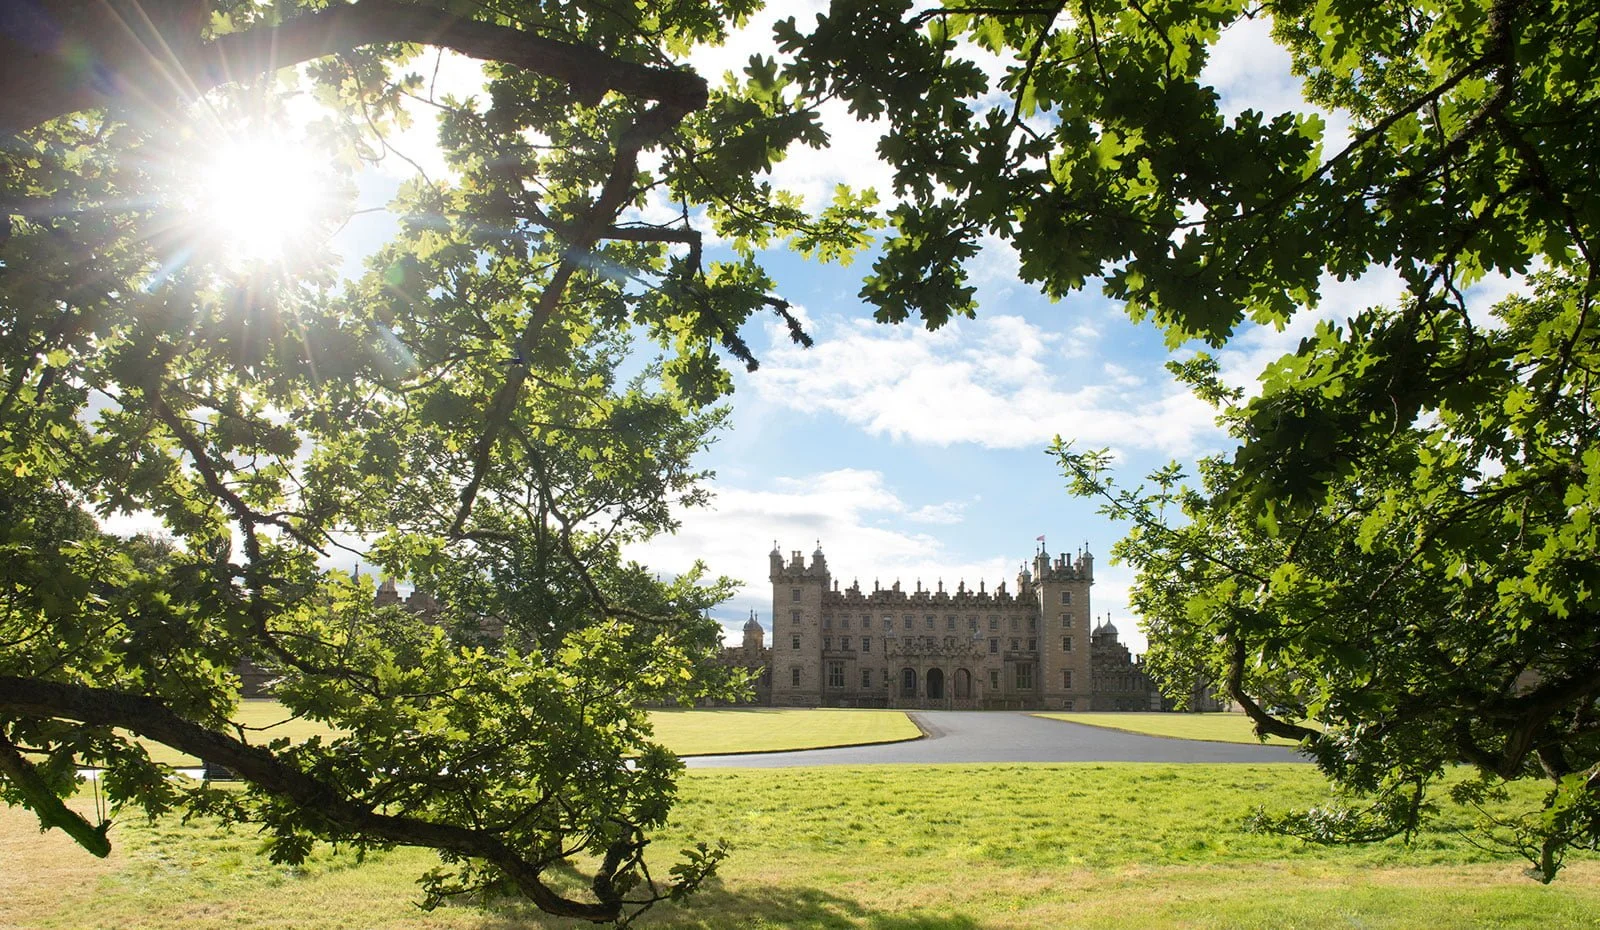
<box><xmin>0</xmin><ymin>0</ymin><xmax>875</xmax><ymax>921</ymax></box>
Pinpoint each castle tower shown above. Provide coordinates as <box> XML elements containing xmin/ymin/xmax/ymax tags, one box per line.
<box><xmin>375</xmin><ymin>577</ymin><xmax>402</xmax><ymax>607</ymax></box>
<box><xmin>1034</xmin><ymin>544</ymin><xmax>1094</xmax><ymax>710</ymax></box>
<box><xmin>742</xmin><ymin>611</ymin><xmax>765</xmax><ymax>653</ymax></box>
<box><xmin>769</xmin><ymin>541</ymin><xmax>830</xmax><ymax>706</ymax></box>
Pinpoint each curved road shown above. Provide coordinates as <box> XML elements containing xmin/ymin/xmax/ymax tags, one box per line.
<box><xmin>686</xmin><ymin>711</ymin><xmax>1307</xmax><ymax>767</ymax></box>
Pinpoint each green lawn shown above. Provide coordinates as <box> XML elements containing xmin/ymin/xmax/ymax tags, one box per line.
<box><xmin>6</xmin><ymin>764</ymin><xmax>1595</xmax><ymax>929</ymax></box>
<box><xmin>1037</xmin><ymin>711</ymin><xmax>1304</xmax><ymax>746</ymax></box>
<box><xmin>136</xmin><ymin>702</ymin><xmax>919</xmax><ymax>766</ymax></box>
<box><xmin>650</xmin><ymin>707</ymin><xmax>920</xmax><ymax>755</ymax></box>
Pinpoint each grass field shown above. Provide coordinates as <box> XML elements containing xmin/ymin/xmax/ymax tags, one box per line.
<box><xmin>6</xmin><ymin>763</ymin><xmax>1595</xmax><ymax>929</ymax></box>
<box><xmin>650</xmin><ymin>707</ymin><xmax>920</xmax><ymax>755</ymax></box>
<box><xmin>135</xmin><ymin>702</ymin><xmax>919</xmax><ymax>766</ymax></box>
<box><xmin>1037</xmin><ymin>712</ymin><xmax>1304</xmax><ymax>746</ymax></box>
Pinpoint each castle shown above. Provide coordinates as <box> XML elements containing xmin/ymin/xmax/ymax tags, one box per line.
<box><xmin>723</xmin><ymin>541</ymin><xmax>1167</xmax><ymax>711</ymax></box>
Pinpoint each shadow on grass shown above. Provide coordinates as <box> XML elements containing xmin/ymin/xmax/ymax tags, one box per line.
<box><xmin>468</xmin><ymin>881</ymin><xmax>983</xmax><ymax>930</ymax></box>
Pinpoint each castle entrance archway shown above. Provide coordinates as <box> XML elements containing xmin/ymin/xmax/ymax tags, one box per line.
<box><xmin>953</xmin><ymin>668</ymin><xmax>972</xmax><ymax>699</ymax></box>
<box><xmin>927</xmin><ymin>667</ymin><xmax>945</xmax><ymax>700</ymax></box>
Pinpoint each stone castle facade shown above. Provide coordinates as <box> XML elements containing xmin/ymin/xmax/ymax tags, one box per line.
<box><xmin>727</xmin><ymin>541</ymin><xmax>1166</xmax><ymax>711</ymax></box>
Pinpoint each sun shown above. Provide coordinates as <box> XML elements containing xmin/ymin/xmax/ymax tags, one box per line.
<box><xmin>190</xmin><ymin>133</ymin><xmax>341</xmax><ymax>266</ymax></box>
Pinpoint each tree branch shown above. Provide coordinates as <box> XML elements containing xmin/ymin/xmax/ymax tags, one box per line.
<box><xmin>0</xmin><ymin>676</ymin><xmax>631</xmax><ymax>922</ymax></box>
<box><xmin>0</xmin><ymin>0</ymin><xmax>707</xmax><ymax>133</ymax></box>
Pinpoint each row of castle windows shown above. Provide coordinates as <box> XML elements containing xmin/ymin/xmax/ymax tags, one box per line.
<box><xmin>789</xmin><ymin>633</ymin><xmax>1074</xmax><ymax>654</ymax></box>
<box><xmin>802</xmin><ymin>665</ymin><xmax>1037</xmax><ymax>691</ymax></box>
<box><xmin>793</xmin><ymin>589</ymin><xmax>1074</xmax><ymax>607</ymax></box>
<box><xmin>805</xmin><ymin>614</ymin><xmax>1050</xmax><ymax>632</ymax></box>
<box><xmin>795</xmin><ymin>665</ymin><xmax>1075</xmax><ymax>691</ymax></box>
<box><xmin>793</xmin><ymin>634</ymin><xmax>1055</xmax><ymax>654</ymax></box>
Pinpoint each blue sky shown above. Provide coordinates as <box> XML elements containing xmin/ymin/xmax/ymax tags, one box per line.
<box><xmin>320</xmin><ymin>8</ymin><xmax>1521</xmax><ymax>655</ymax></box>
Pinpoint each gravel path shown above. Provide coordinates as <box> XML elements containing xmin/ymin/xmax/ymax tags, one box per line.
<box><xmin>685</xmin><ymin>711</ymin><xmax>1308</xmax><ymax>767</ymax></box>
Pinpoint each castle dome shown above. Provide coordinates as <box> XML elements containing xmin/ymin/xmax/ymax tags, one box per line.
<box><xmin>744</xmin><ymin>613</ymin><xmax>763</xmax><ymax>632</ymax></box>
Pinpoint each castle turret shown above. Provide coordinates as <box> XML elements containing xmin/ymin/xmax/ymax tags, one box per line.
<box><xmin>770</xmin><ymin>542</ymin><xmax>831</xmax><ymax>706</ymax></box>
<box><xmin>1035</xmin><ymin>543</ymin><xmax>1093</xmax><ymax>711</ymax></box>
<box><xmin>375</xmin><ymin>577</ymin><xmax>401</xmax><ymax>607</ymax></box>
<box><xmin>743</xmin><ymin>611</ymin><xmax>765</xmax><ymax>652</ymax></box>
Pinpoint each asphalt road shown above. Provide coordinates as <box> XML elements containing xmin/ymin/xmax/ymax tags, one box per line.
<box><xmin>685</xmin><ymin>711</ymin><xmax>1308</xmax><ymax>768</ymax></box>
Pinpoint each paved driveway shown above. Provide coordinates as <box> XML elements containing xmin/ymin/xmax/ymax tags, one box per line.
<box><xmin>685</xmin><ymin>711</ymin><xmax>1308</xmax><ymax>767</ymax></box>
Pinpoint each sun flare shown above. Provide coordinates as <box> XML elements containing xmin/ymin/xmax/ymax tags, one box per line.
<box><xmin>191</xmin><ymin>134</ymin><xmax>339</xmax><ymax>266</ymax></box>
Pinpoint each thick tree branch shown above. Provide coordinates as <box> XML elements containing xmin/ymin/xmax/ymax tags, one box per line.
<box><xmin>0</xmin><ymin>726</ymin><xmax>110</xmax><ymax>857</ymax></box>
<box><xmin>0</xmin><ymin>676</ymin><xmax>631</xmax><ymax>922</ymax></box>
<box><xmin>0</xmin><ymin>0</ymin><xmax>707</xmax><ymax>133</ymax></box>
<box><xmin>1224</xmin><ymin>637</ymin><xmax>1322</xmax><ymax>743</ymax></box>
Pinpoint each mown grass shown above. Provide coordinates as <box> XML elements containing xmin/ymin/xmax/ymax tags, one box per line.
<box><xmin>651</xmin><ymin>707</ymin><xmax>920</xmax><ymax>755</ymax></box>
<box><xmin>1037</xmin><ymin>712</ymin><xmax>1304</xmax><ymax>746</ymax></box>
<box><xmin>6</xmin><ymin>763</ymin><xmax>1596</xmax><ymax>930</ymax></box>
<box><xmin>135</xmin><ymin>702</ymin><xmax>918</xmax><ymax>766</ymax></box>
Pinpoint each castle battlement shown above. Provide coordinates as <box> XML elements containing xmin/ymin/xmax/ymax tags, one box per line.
<box><xmin>765</xmin><ymin>538</ymin><xmax>1111</xmax><ymax>711</ymax></box>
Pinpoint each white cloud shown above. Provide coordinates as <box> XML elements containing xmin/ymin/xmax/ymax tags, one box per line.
<box><xmin>907</xmin><ymin>500</ymin><xmax>970</xmax><ymax>525</ymax></box>
<box><xmin>752</xmin><ymin>314</ymin><xmax>1222</xmax><ymax>457</ymax></box>
<box><xmin>1202</xmin><ymin>16</ymin><xmax>1301</xmax><ymax>120</ymax></box>
<box><xmin>1202</xmin><ymin>15</ymin><xmax>1354</xmax><ymax>153</ymax></box>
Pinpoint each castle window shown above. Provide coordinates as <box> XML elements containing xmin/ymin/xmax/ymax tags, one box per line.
<box><xmin>861</xmin><ymin>613</ymin><xmax>870</xmax><ymax>624</ymax></box>
<box><xmin>1010</xmin><ymin>617</ymin><xmax>1019</xmax><ymax>632</ymax></box>
<box><xmin>824</xmin><ymin>615</ymin><xmax>832</xmax><ymax>629</ymax></box>
<box><xmin>1064</xmin><ymin>699</ymin><xmax>1074</xmax><ymax>711</ymax></box>
<box><xmin>823</xmin><ymin>636</ymin><xmax>832</xmax><ymax>651</ymax></box>
<box><xmin>1063</xmin><ymin>669</ymin><xmax>1074</xmax><ymax>688</ymax></box>
<box><xmin>792</xmin><ymin>588</ymin><xmax>801</xmax><ymax>602</ymax></box>
<box><xmin>901</xmin><ymin>667</ymin><xmax>917</xmax><ymax>697</ymax></box>
<box><xmin>946</xmin><ymin>616</ymin><xmax>955</xmax><ymax>630</ymax></box>
<box><xmin>842</xmin><ymin>636</ymin><xmax>852</xmax><ymax>651</ymax></box>
<box><xmin>861</xmin><ymin>616</ymin><xmax>871</xmax><ymax>629</ymax></box>
<box><xmin>1061</xmin><ymin>591</ymin><xmax>1072</xmax><ymax>605</ymax></box>
<box><xmin>884</xmin><ymin>617</ymin><xmax>894</xmax><ymax>630</ymax></box>
<box><xmin>1029</xmin><ymin>618</ymin><xmax>1037</xmax><ymax>631</ymax></box>
<box><xmin>791</xmin><ymin>635</ymin><xmax>801</xmax><ymax>650</ymax></box>
<box><xmin>1062</xmin><ymin>636</ymin><xmax>1073</xmax><ymax>652</ymax></box>
<box><xmin>968</xmin><ymin>617</ymin><xmax>978</xmax><ymax>630</ymax></box>
<box><xmin>924</xmin><ymin>616</ymin><xmax>934</xmax><ymax>630</ymax></box>
<box><xmin>1017</xmin><ymin>665</ymin><xmax>1034</xmax><ymax>690</ymax></box>
<box><xmin>863</xmin><ymin>636</ymin><xmax>872</xmax><ymax>652</ymax></box>
<box><xmin>791</xmin><ymin>667</ymin><xmax>801</xmax><ymax>686</ymax></box>
<box><xmin>1060</xmin><ymin>612</ymin><xmax>1071</xmax><ymax>624</ymax></box>
<box><xmin>989</xmin><ymin>669</ymin><xmax>1000</xmax><ymax>690</ymax></box>
<box><xmin>791</xmin><ymin>610</ymin><xmax>800</xmax><ymax>625</ymax></box>
<box><xmin>862</xmin><ymin>668</ymin><xmax>872</xmax><ymax>688</ymax></box>
<box><xmin>1010</xmin><ymin>639</ymin><xmax>1020</xmax><ymax>651</ymax></box>
<box><xmin>840</xmin><ymin>616</ymin><xmax>849</xmax><ymax>629</ymax></box>
<box><xmin>989</xmin><ymin>618</ymin><xmax>999</xmax><ymax>631</ymax></box>
<box><xmin>1028</xmin><ymin>638</ymin><xmax>1037</xmax><ymax>651</ymax></box>
<box><xmin>944</xmin><ymin>636</ymin><xmax>955</xmax><ymax>648</ymax></box>
<box><xmin>989</xmin><ymin>638</ymin><xmax>998</xmax><ymax>654</ymax></box>
<box><xmin>827</xmin><ymin>662</ymin><xmax>845</xmax><ymax>688</ymax></box>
